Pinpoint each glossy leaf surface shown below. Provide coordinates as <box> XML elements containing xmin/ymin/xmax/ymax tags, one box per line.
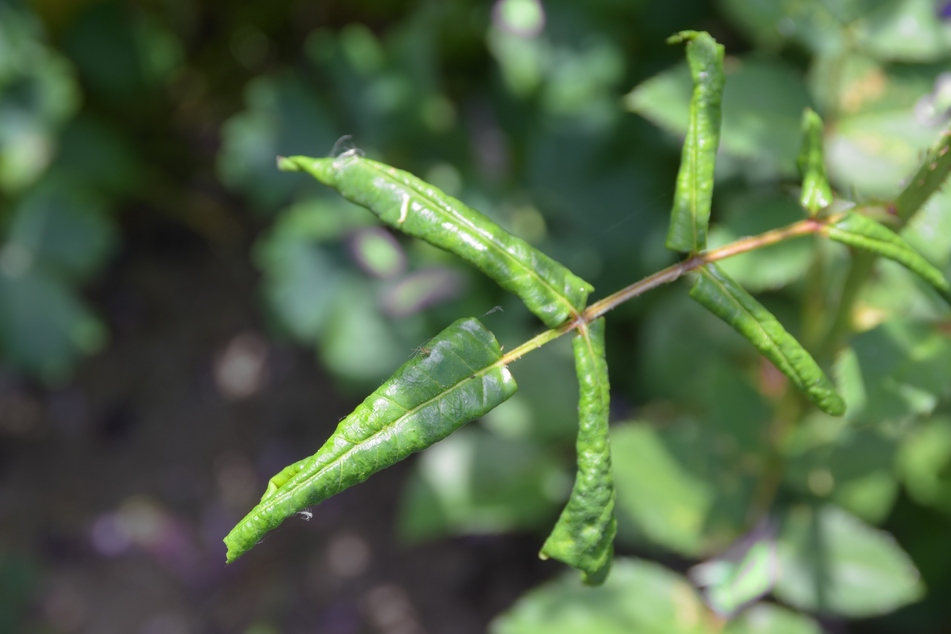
<box><xmin>665</xmin><ymin>31</ymin><xmax>724</xmax><ymax>253</ymax></box>
<box><xmin>280</xmin><ymin>154</ymin><xmax>593</xmax><ymax>328</ymax></box>
<box><xmin>224</xmin><ymin>317</ymin><xmax>518</xmax><ymax>562</ymax></box>
<box><xmin>689</xmin><ymin>263</ymin><xmax>845</xmax><ymax>416</ymax></box>
<box><xmin>797</xmin><ymin>108</ymin><xmax>832</xmax><ymax>215</ymax></box>
<box><xmin>822</xmin><ymin>212</ymin><xmax>951</xmax><ymax>303</ymax></box>
<box><xmin>540</xmin><ymin>318</ymin><xmax>616</xmax><ymax>585</ymax></box>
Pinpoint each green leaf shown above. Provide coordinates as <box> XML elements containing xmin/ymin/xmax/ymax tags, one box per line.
<box><xmin>281</xmin><ymin>154</ymin><xmax>593</xmax><ymax>328</ymax></box>
<box><xmin>689</xmin><ymin>263</ymin><xmax>846</xmax><ymax>416</ymax></box>
<box><xmin>899</xmin><ymin>416</ymin><xmax>951</xmax><ymax>514</ymax></box>
<box><xmin>0</xmin><ymin>268</ymin><xmax>106</xmax><ymax>381</ymax></box>
<box><xmin>797</xmin><ymin>108</ymin><xmax>832</xmax><ymax>216</ymax></box>
<box><xmin>397</xmin><ymin>427</ymin><xmax>563</xmax><ymax>540</ymax></box>
<box><xmin>853</xmin><ymin>0</ymin><xmax>951</xmax><ymax>62</ymax></box>
<box><xmin>223</xmin><ymin>317</ymin><xmax>518</xmax><ymax>562</ymax></box>
<box><xmin>689</xmin><ymin>524</ymin><xmax>777</xmax><ymax>617</ymax></box>
<box><xmin>540</xmin><ymin>318</ymin><xmax>616</xmax><ymax>586</ymax></box>
<box><xmin>825</xmin><ymin>102</ymin><xmax>943</xmax><ymax>198</ymax></box>
<box><xmin>6</xmin><ymin>177</ymin><xmax>117</xmax><ymax>282</ymax></box>
<box><xmin>611</xmin><ymin>423</ymin><xmax>714</xmax><ymax>557</ymax></box>
<box><xmin>783</xmin><ymin>413</ymin><xmax>898</xmax><ymax>523</ymax></box>
<box><xmin>844</xmin><ymin>319</ymin><xmax>951</xmax><ymax>425</ymax></box>
<box><xmin>490</xmin><ymin>558</ymin><xmax>708</xmax><ymax>634</ymax></box>
<box><xmin>821</xmin><ymin>212</ymin><xmax>951</xmax><ymax>303</ymax></box>
<box><xmin>774</xmin><ymin>505</ymin><xmax>925</xmax><ymax>616</ymax></box>
<box><xmin>216</xmin><ymin>74</ymin><xmax>336</xmax><ymax>210</ymax></box>
<box><xmin>707</xmin><ymin>192</ymin><xmax>814</xmax><ymax>292</ymax></box>
<box><xmin>721</xmin><ymin>603</ymin><xmax>823</xmax><ymax>634</ymax></box>
<box><xmin>895</xmin><ymin>124</ymin><xmax>951</xmax><ymax>222</ymax></box>
<box><xmin>664</xmin><ymin>31</ymin><xmax>724</xmax><ymax>253</ymax></box>
<box><xmin>627</xmin><ymin>57</ymin><xmax>810</xmax><ymax>177</ymax></box>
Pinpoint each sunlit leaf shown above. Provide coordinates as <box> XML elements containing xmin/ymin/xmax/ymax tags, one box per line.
<box><xmin>783</xmin><ymin>413</ymin><xmax>898</xmax><ymax>522</ymax></box>
<box><xmin>397</xmin><ymin>426</ymin><xmax>563</xmax><ymax>540</ymax></box>
<box><xmin>845</xmin><ymin>319</ymin><xmax>951</xmax><ymax>424</ymax></box>
<box><xmin>689</xmin><ymin>522</ymin><xmax>778</xmax><ymax>617</ymax></box>
<box><xmin>627</xmin><ymin>57</ymin><xmax>810</xmax><ymax>177</ymax></box>
<box><xmin>689</xmin><ymin>263</ymin><xmax>845</xmax><ymax>416</ymax></box>
<box><xmin>721</xmin><ymin>603</ymin><xmax>823</xmax><ymax>634</ymax></box>
<box><xmin>895</xmin><ymin>122</ymin><xmax>951</xmax><ymax>222</ymax></box>
<box><xmin>774</xmin><ymin>504</ymin><xmax>925</xmax><ymax>616</ymax></box>
<box><xmin>707</xmin><ymin>192</ymin><xmax>814</xmax><ymax>292</ymax></box>
<box><xmin>797</xmin><ymin>108</ymin><xmax>832</xmax><ymax>215</ymax></box>
<box><xmin>281</xmin><ymin>154</ymin><xmax>593</xmax><ymax>327</ymax></box>
<box><xmin>611</xmin><ymin>423</ymin><xmax>713</xmax><ymax>557</ymax></box>
<box><xmin>224</xmin><ymin>317</ymin><xmax>518</xmax><ymax>562</ymax></box>
<box><xmin>853</xmin><ymin>0</ymin><xmax>951</xmax><ymax>62</ymax></box>
<box><xmin>821</xmin><ymin>212</ymin><xmax>951</xmax><ymax>304</ymax></box>
<box><xmin>664</xmin><ymin>31</ymin><xmax>724</xmax><ymax>253</ymax></box>
<box><xmin>541</xmin><ymin>318</ymin><xmax>616</xmax><ymax>585</ymax></box>
<box><xmin>490</xmin><ymin>558</ymin><xmax>708</xmax><ymax>634</ymax></box>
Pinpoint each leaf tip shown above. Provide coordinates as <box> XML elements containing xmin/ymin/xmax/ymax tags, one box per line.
<box><xmin>276</xmin><ymin>155</ymin><xmax>302</xmax><ymax>172</ymax></box>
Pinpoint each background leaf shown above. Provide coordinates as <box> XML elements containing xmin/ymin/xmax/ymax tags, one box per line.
<box><xmin>627</xmin><ymin>57</ymin><xmax>811</xmax><ymax>178</ymax></box>
<box><xmin>774</xmin><ymin>504</ymin><xmax>925</xmax><ymax>616</ymax></box>
<box><xmin>490</xmin><ymin>558</ymin><xmax>708</xmax><ymax>634</ymax></box>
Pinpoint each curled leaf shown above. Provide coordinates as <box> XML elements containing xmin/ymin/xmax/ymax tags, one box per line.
<box><xmin>279</xmin><ymin>154</ymin><xmax>592</xmax><ymax>328</ymax></box>
<box><xmin>540</xmin><ymin>318</ymin><xmax>617</xmax><ymax>585</ymax></box>
<box><xmin>689</xmin><ymin>263</ymin><xmax>846</xmax><ymax>416</ymax></box>
<box><xmin>822</xmin><ymin>212</ymin><xmax>951</xmax><ymax>304</ymax></box>
<box><xmin>665</xmin><ymin>30</ymin><xmax>725</xmax><ymax>253</ymax></box>
<box><xmin>797</xmin><ymin>107</ymin><xmax>832</xmax><ymax>216</ymax></box>
<box><xmin>224</xmin><ymin>317</ymin><xmax>518</xmax><ymax>562</ymax></box>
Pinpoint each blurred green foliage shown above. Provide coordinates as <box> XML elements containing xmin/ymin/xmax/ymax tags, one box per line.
<box><xmin>2</xmin><ymin>0</ymin><xmax>951</xmax><ymax>631</ymax></box>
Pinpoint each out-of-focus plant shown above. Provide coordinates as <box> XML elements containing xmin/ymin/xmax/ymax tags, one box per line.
<box><xmin>0</xmin><ymin>0</ymin><xmax>117</xmax><ymax>381</ymax></box>
<box><xmin>221</xmin><ymin>0</ymin><xmax>951</xmax><ymax>626</ymax></box>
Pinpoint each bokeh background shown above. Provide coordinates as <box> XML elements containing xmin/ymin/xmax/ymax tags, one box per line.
<box><xmin>2</xmin><ymin>0</ymin><xmax>951</xmax><ymax>632</ymax></box>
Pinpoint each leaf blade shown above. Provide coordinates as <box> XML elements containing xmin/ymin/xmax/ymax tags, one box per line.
<box><xmin>822</xmin><ymin>212</ymin><xmax>951</xmax><ymax>304</ymax></box>
<box><xmin>775</xmin><ymin>505</ymin><xmax>924</xmax><ymax>617</ymax></box>
<box><xmin>689</xmin><ymin>263</ymin><xmax>846</xmax><ymax>416</ymax></box>
<box><xmin>223</xmin><ymin>317</ymin><xmax>518</xmax><ymax>562</ymax></box>
<box><xmin>540</xmin><ymin>318</ymin><xmax>617</xmax><ymax>585</ymax></box>
<box><xmin>797</xmin><ymin>107</ymin><xmax>832</xmax><ymax>216</ymax></box>
<box><xmin>894</xmin><ymin>125</ymin><xmax>951</xmax><ymax>221</ymax></box>
<box><xmin>280</xmin><ymin>154</ymin><xmax>593</xmax><ymax>328</ymax></box>
<box><xmin>665</xmin><ymin>31</ymin><xmax>725</xmax><ymax>253</ymax></box>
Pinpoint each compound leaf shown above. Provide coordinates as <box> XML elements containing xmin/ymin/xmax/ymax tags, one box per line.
<box><xmin>665</xmin><ymin>31</ymin><xmax>725</xmax><ymax>253</ymax></box>
<box><xmin>224</xmin><ymin>317</ymin><xmax>518</xmax><ymax>562</ymax></box>
<box><xmin>822</xmin><ymin>212</ymin><xmax>951</xmax><ymax>304</ymax></box>
<box><xmin>280</xmin><ymin>153</ymin><xmax>593</xmax><ymax>328</ymax></box>
<box><xmin>689</xmin><ymin>263</ymin><xmax>845</xmax><ymax>416</ymax></box>
<box><xmin>540</xmin><ymin>318</ymin><xmax>616</xmax><ymax>585</ymax></box>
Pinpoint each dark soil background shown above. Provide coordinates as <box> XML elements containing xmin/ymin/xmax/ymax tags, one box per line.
<box><xmin>1</xmin><ymin>217</ymin><xmax>556</xmax><ymax>633</ymax></box>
